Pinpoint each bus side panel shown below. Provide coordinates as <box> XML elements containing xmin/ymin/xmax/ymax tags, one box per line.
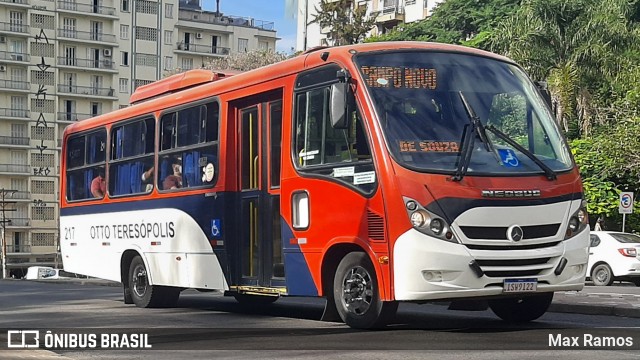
<box><xmin>281</xmin><ymin>217</ymin><xmax>318</xmax><ymax>296</ymax></box>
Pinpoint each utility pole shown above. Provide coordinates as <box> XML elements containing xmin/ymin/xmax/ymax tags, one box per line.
<box><xmin>0</xmin><ymin>189</ymin><xmax>17</xmax><ymax>279</ymax></box>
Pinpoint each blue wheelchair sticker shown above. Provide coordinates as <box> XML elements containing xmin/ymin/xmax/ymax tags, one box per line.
<box><xmin>211</xmin><ymin>219</ymin><xmax>222</xmax><ymax>239</ymax></box>
<box><xmin>498</xmin><ymin>149</ymin><xmax>520</xmax><ymax>167</ymax></box>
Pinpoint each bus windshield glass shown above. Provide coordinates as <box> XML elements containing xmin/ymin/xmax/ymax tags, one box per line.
<box><xmin>356</xmin><ymin>51</ymin><xmax>574</xmax><ymax>175</ymax></box>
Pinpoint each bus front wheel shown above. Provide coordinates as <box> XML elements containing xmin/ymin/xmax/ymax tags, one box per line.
<box><xmin>128</xmin><ymin>256</ymin><xmax>179</xmax><ymax>308</ymax></box>
<box><xmin>333</xmin><ymin>252</ymin><xmax>397</xmax><ymax>329</ymax></box>
<box><xmin>489</xmin><ymin>292</ymin><xmax>553</xmax><ymax>322</ymax></box>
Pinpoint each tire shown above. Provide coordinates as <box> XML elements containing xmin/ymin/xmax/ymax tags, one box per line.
<box><xmin>631</xmin><ymin>278</ymin><xmax>640</xmax><ymax>287</ymax></box>
<box><xmin>591</xmin><ymin>263</ymin><xmax>614</xmax><ymax>286</ymax></box>
<box><xmin>333</xmin><ymin>252</ymin><xmax>398</xmax><ymax>329</ymax></box>
<box><xmin>128</xmin><ymin>255</ymin><xmax>178</xmax><ymax>308</ymax></box>
<box><xmin>489</xmin><ymin>292</ymin><xmax>553</xmax><ymax>323</ymax></box>
<box><xmin>233</xmin><ymin>293</ymin><xmax>279</xmax><ymax>305</ymax></box>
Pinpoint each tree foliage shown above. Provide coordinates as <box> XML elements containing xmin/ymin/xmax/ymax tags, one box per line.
<box><xmin>311</xmin><ymin>0</ymin><xmax>377</xmax><ymax>46</ymax></box>
<box><xmin>203</xmin><ymin>50</ymin><xmax>288</xmax><ymax>72</ymax></box>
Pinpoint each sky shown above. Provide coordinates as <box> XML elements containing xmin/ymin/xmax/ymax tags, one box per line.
<box><xmin>201</xmin><ymin>0</ymin><xmax>298</xmax><ymax>54</ymax></box>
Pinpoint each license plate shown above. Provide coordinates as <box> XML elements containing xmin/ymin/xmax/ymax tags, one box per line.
<box><xmin>503</xmin><ymin>278</ymin><xmax>537</xmax><ymax>293</ymax></box>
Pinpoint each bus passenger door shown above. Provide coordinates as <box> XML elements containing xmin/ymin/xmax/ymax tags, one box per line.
<box><xmin>236</xmin><ymin>96</ymin><xmax>284</xmax><ymax>289</ymax></box>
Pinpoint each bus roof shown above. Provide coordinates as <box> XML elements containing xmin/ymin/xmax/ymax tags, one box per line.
<box><xmin>63</xmin><ymin>42</ymin><xmax>513</xmax><ymax>135</ymax></box>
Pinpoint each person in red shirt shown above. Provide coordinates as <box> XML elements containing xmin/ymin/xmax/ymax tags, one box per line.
<box><xmin>91</xmin><ymin>169</ymin><xmax>106</xmax><ymax>198</ymax></box>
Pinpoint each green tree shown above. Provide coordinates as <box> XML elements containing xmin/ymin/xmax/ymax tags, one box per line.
<box><xmin>490</xmin><ymin>0</ymin><xmax>639</xmax><ymax>138</ymax></box>
<box><xmin>311</xmin><ymin>0</ymin><xmax>377</xmax><ymax>46</ymax></box>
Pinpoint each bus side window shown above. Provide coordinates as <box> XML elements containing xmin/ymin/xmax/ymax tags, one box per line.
<box><xmin>109</xmin><ymin>117</ymin><xmax>155</xmax><ymax>196</ymax></box>
<box><xmin>66</xmin><ymin>130</ymin><xmax>107</xmax><ymax>201</ymax></box>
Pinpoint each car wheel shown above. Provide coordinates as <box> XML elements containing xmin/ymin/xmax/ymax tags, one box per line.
<box><xmin>333</xmin><ymin>252</ymin><xmax>398</xmax><ymax>329</ymax></box>
<box><xmin>489</xmin><ymin>292</ymin><xmax>553</xmax><ymax>322</ymax></box>
<box><xmin>591</xmin><ymin>263</ymin><xmax>614</xmax><ymax>286</ymax></box>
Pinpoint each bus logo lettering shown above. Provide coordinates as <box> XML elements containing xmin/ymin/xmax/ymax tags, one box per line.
<box><xmin>481</xmin><ymin>190</ymin><xmax>541</xmax><ymax>198</ymax></box>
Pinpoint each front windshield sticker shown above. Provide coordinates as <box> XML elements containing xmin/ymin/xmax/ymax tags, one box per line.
<box><xmin>498</xmin><ymin>149</ymin><xmax>520</xmax><ymax>167</ymax></box>
<box><xmin>353</xmin><ymin>171</ymin><xmax>376</xmax><ymax>185</ymax></box>
<box><xmin>299</xmin><ymin>149</ymin><xmax>319</xmax><ymax>161</ymax></box>
<box><xmin>361</xmin><ymin>66</ymin><xmax>437</xmax><ymax>89</ymax></box>
<box><xmin>399</xmin><ymin>140</ymin><xmax>460</xmax><ymax>153</ymax></box>
<box><xmin>333</xmin><ymin>167</ymin><xmax>355</xmax><ymax>178</ymax></box>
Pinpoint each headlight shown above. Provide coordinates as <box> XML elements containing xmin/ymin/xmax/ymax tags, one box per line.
<box><xmin>404</xmin><ymin>197</ymin><xmax>458</xmax><ymax>243</ymax></box>
<box><xmin>564</xmin><ymin>200</ymin><xmax>588</xmax><ymax>240</ymax></box>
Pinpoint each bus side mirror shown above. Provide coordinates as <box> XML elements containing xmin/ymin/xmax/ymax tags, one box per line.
<box><xmin>330</xmin><ymin>82</ymin><xmax>348</xmax><ymax>129</ymax></box>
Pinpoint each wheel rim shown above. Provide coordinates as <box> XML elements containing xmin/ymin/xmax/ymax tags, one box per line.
<box><xmin>132</xmin><ymin>264</ymin><xmax>148</xmax><ymax>297</ymax></box>
<box><xmin>340</xmin><ymin>265</ymin><xmax>374</xmax><ymax>315</ymax></box>
<box><xmin>595</xmin><ymin>267</ymin><xmax>609</xmax><ymax>284</ymax></box>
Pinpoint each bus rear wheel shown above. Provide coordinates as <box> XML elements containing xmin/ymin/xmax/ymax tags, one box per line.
<box><xmin>128</xmin><ymin>255</ymin><xmax>180</xmax><ymax>308</ymax></box>
<box><xmin>489</xmin><ymin>292</ymin><xmax>553</xmax><ymax>322</ymax></box>
<box><xmin>333</xmin><ymin>252</ymin><xmax>397</xmax><ymax>329</ymax></box>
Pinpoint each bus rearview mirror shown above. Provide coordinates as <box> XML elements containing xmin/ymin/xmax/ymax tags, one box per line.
<box><xmin>330</xmin><ymin>82</ymin><xmax>348</xmax><ymax>129</ymax></box>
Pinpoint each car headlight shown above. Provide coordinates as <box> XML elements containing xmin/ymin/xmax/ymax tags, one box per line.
<box><xmin>404</xmin><ymin>197</ymin><xmax>457</xmax><ymax>243</ymax></box>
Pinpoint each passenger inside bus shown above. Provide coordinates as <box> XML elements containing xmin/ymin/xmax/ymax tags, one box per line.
<box><xmin>162</xmin><ymin>157</ymin><xmax>182</xmax><ymax>190</ymax></box>
<box><xmin>141</xmin><ymin>166</ymin><xmax>154</xmax><ymax>192</ymax></box>
<box><xmin>90</xmin><ymin>168</ymin><xmax>106</xmax><ymax>198</ymax></box>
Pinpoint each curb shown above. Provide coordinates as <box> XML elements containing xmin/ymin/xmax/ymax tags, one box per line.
<box><xmin>28</xmin><ymin>279</ymin><xmax>121</xmax><ymax>287</ymax></box>
<box><xmin>548</xmin><ymin>302</ymin><xmax>640</xmax><ymax>318</ymax></box>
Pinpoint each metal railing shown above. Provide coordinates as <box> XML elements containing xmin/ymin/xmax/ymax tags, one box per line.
<box><xmin>57</xmin><ymin>1</ymin><xmax>116</xmax><ymax>15</ymax></box>
<box><xmin>5</xmin><ymin>217</ymin><xmax>30</xmax><ymax>226</ymax></box>
<box><xmin>0</xmin><ymin>51</ymin><xmax>30</xmax><ymax>62</ymax></box>
<box><xmin>176</xmin><ymin>42</ymin><xmax>230</xmax><ymax>55</ymax></box>
<box><xmin>57</xmin><ymin>84</ymin><xmax>115</xmax><ymax>97</ymax></box>
<box><xmin>0</xmin><ymin>80</ymin><xmax>30</xmax><ymax>90</ymax></box>
<box><xmin>6</xmin><ymin>244</ymin><xmax>31</xmax><ymax>253</ymax></box>
<box><xmin>0</xmin><ymin>22</ymin><xmax>28</xmax><ymax>33</ymax></box>
<box><xmin>177</xmin><ymin>10</ymin><xmax>274</xmax><ymax>31</ymax></box>
<box><xmin>57</xmin><ymin>57</ymin><xmax>115</xmax><ymax>70</ymax></box>
<box><xmin>0</xmin><ymin>164</ymin><xmax>30</xmax><ymax>174</ymax></box>
<box><xmin>9</xmin><ymin>190</ymin><xmax>30</xmax><ymax>199</ymax></box>
<box><xmin>57</xmin><ymin>29</ymin><xmax>117</xmax><ymax>43</ymax></box>
<box><xmin>0</xmin><ymin>108</ymin><xmax>30</xmax><ymax>119</ymax></box>
<box><xmin>57</xmin><ymin>112</ymin><xmax>93</xmax><ymax>122</ymax></box>
<box><xmin>0</xmin><ymin>135</ymin><xmax>29</xmax><ymax>146</ymax></box>
<box><xmin>0</xmin><ymin>0</ymin><xmax>30</xmax><ymax>5</ymax></box>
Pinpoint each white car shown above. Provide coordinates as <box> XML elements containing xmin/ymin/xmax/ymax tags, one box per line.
<box><xmin>25</xmin><ymin>266</ymin><xmax>72</xmax><ymax>280</ymax></box>
<box><xmin>587</xmin><ymin>231</ymin><xmax>640</xmax><ymax>286</ymax></box>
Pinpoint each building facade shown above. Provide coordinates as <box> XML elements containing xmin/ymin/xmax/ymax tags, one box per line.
<box><xmin>296</xmin><ymin>0</ymin><xmax>443</xmax><ymax>51</ymax></box>
<box><xmin>0</xmin><ymin>0</ymin><xmax>277</xmax><ymax>278</ymax></box>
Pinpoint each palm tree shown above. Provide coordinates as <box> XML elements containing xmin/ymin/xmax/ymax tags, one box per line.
<box><xmin>491</xmin><ymin>0</ymin><xmax>638</xmax><ymax>138</ymax></box>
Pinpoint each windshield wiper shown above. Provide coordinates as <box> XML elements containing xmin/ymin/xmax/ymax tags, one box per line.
<box><xmin>452</xmin><ymin>92</ymin><xmax>501</xmax><ymax>181</ymax></box>
<box><xmin>484</xmin><ymin>124</ymin><xmax>557</xmax><ymax>181</ymax></box>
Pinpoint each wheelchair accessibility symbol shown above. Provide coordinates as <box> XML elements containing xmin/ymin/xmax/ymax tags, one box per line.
<box><xmin>498</xmin><ymin>149</ymin><xmax>520</xmax><ymax>167</ymax></box>
<box><xmin>211</xmin><ymin>219</ymin><xmax>222</xmax><ymax>239</ymax></box>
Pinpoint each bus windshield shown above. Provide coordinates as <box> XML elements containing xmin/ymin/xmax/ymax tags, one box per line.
<box><xmin>356</xmin><ymin>51</ymin><xmax>574</xmax><ymax>176</ymax></box>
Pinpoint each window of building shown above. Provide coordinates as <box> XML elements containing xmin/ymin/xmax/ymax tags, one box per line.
<box><xmin>119</xmin><ymin>78</ymin><xmax>128</xmax><ymax>93</ymax></box>
<box><xmin>164</xmin><ymin>56</ymin><xmax>173</xmax><ymax>70</ymax></box>
<box><xmin>135</xmin><ymin>26</ymin><xmax>158</xmax><ymax>41</ymax></box>
<box><xmin>32</xmin><ymin>207</ymin><xmax>55</xmax><ymax>221</ymax></box>
<box><xmin>120</xmin><ymin>24</ymin><xmax>129</xmax><ymax>40</ymax></box>
<box><xmin>65</xmin><ymin>129</ymin><xmax>107</xmax><ymax>201</ymax></box>
<box><xmin>238</xmin><ymin>38</ymin><xmax>248</xmax><ymax>52</ymax></box>
<box><xmin>121</xmin><ymin>51</ymin><xmax>129</xmax><ymax>66</ymax></box>
<box><xmin>165</xmin><ymin>3</ymin><xmax>173</xmax><ymax>18</ymax></box>
<box><xmin>109</xmin><ymin>117</ymin><xmax>155</xmax><ymax>196</ymax></box>
<box><xmin>31</xmin><ymin>126</ymin><xmax>54</xmax><ymax>141</ymax></box>
<box><xmin>258</xmin><ymin>40</ymin><xmax>269</xmax><ymax>51</ymax></box>
<box><xmin>136</xmin><ymin>0</ymin><xmax>158</xmax><ymax>14</ymax></box>
<box><xmin>158</xmin><ymin>101</ymin><xmax>219</xmax><ymax>190</ymax></box>
<box><xmin>181</xmin><ymin>58</ymin><xmax>193</xmax><ymax>70</ymax></box>
<box><xmin>164</xmin><ymin>30</ymin><xmax>172</xmax><ymax>45</ymax></box>
<box><xmin>31</xmin><ymin>180</ymin><xmax>55</xmax><ymax>194</ymax></box>
<box><xmin>32</xmin><ymin>233</ymin><xmax>56</xmax><ymax>246</ymax></box>
<box><xmin>122</xmin><ymin>0</ymin><xmax>129</xmax><ymax>12</ymax></box>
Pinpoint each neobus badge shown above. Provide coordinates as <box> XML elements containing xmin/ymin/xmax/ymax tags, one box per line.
<box><xmin>481</xmin><ymin>190</ymin><xmax>541</xmax><ymax>198</ymax></box>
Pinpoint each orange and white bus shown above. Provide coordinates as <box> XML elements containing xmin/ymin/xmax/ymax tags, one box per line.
<box><xmin>60</xmin><ymin>42</ymin><xmax>589</xmax><ymax>329</ymax></box>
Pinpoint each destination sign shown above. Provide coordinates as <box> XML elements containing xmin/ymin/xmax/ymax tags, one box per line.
<box><xmin>361</xmin><ymin>66</ymin><xmax>437</xmax><ymax>89</ymax></box>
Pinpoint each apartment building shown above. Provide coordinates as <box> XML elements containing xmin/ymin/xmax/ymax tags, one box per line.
<box><xmin>0</xmin><ymin>0</ymin><xmax>277</xmax><ymax>278</ymax></box>
<box><xmin>296</xmin><ymin>0</ymin><xmax>443</xmax><ymax>51</ymax></box>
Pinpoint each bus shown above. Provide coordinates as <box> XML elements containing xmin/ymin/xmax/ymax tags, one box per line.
<box><xmin>60</xmin><ymin>41</ymin><xmax>590</xmax><ymax>329</ymax></box>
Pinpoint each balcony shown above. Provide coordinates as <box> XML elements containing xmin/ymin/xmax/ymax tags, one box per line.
<box><xmin>8</xmin><ymin>190</ymin><xmax>30</xmax><ymax>200</ymax></box>
<box><xmin>57</xmin><ymin>112</ymin><xmax>93</xmax><ymax>123</ymax></box>
<box><xmin>6</xmin><ymin>244</ymin><xmax>31</xmax><ymax>253</ymax></box>
<box><xmin>376</xmin><ymin>5</ymin><xmax>404</xmax><ymax>24</ymax></box>
<box><xmin>0</xmin><ymin>135</ymin><xmax>29</xmax><ymax>147</ymax></box>
<box><xmin>0</xmin><ymin>22</ymin><xmax>29</xmax><ymax>34</ymax></box>
<box><xmin>57</xmin><ymin>29</ymin><xmax>117</xmax><ymax>44</ymax></box>
<box><xmin>0</xmin><ymin>0</ymin><xmax>30</xmax><ymax>6</ymax></box>
<box><xmin>177</xmin><ymin>10</ymin><xmax>275</xmax><ymax>31</ymax></box>
<box><xmin>176</xmin><ymin>42</ymin><xmax>230</xmax><ymax>56</ymax></box>
<box><xmin>57</xmin><ymin>1</ymin><xmax>117</xmax><ymax>17</ymax></box>
<box><xmin>0</xmin><ymin>51</ymin><xmax>31</xmax><ymax>63</ymax></box>
<box><xmin>0</xmin><ymin>108</ymin><xmax>30</xmax><ymax>120</ymax></box>
<box><xmin>5</xmin><ymin>217</ymin><xmax>30</xmax><ymax>227</ymax></box>
<box><xmin>0</xmin><ymin>79</ymin><xmax>30</xmax><ymax>92</ymax></box>
<box><xmin>57</xmin><ymin>84</ymin><xmax>115</xmax><ymax>98</ymax></box>
<box><xmin>57</xmin><ymin>57</ymin><xmax>116</xmax><ymax>71</ymax></box>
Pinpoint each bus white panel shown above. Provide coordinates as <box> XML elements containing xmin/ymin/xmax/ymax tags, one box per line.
<box><xmin>186</xmin><ymin>253</ymin><xmax>227</xmax><ymax>290</ymax></box>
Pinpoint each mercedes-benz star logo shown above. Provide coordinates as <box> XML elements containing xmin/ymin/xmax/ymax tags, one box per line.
<box><xmin>507</xmin><ymin>225</ymin><xmax>524</xmax><ymax>242</ymax></box>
